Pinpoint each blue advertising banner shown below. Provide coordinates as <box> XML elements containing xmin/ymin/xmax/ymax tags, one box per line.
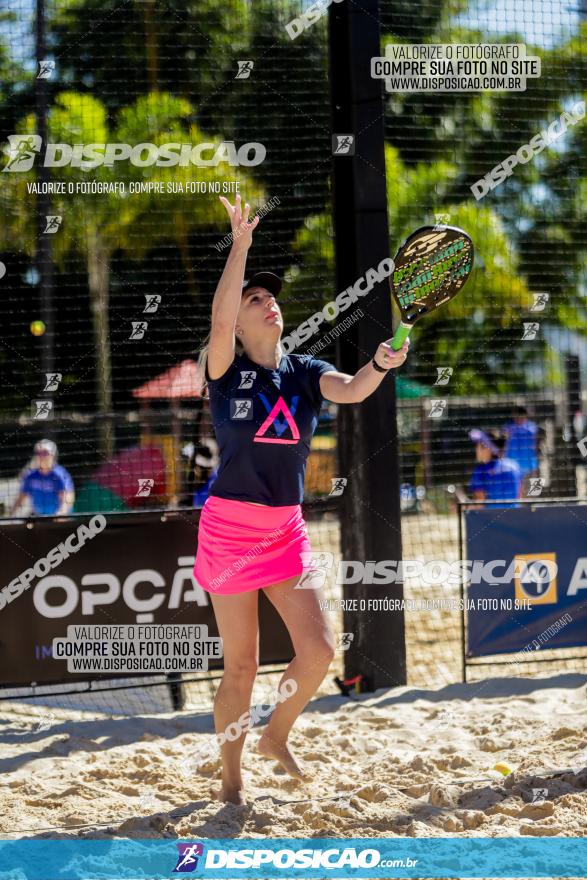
<box><xmin>0</xmin><ymin>837</ymin><xmax>586</xmax><ymax>879</ymax></box>
<box><xmin>465</xmin><ymin>505</ymin><xmax>587</xmax><ymax>657</ymax></box>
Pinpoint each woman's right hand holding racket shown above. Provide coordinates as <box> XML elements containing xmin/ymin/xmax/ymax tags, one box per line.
<box><xmin>219</xmin><ymin>194</ymin><xmax>260</xmax><ymax>253</ymax></box>
<box><xmin>374</xmin><ymin>338</ymin><xmax>410</xmax><ymax>370</ymax></box>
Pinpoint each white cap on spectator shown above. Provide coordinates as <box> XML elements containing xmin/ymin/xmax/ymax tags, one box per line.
<box><xmin>34</xmin><ymin>439</ymin><xmax>57</xmax><ymax>456</ymax></box>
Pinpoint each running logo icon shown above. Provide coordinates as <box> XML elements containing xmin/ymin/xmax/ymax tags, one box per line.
<box><xmin>32</xmin><ymin>400</ymin><xmax>54</xmax><ymax>421</ymax></box>
<box><xmin>254</xmin><ymin>395</ymin><xmax>300</xmax><ymax>444</ymax></box>
<box><xmin>3</xmin><ymin>134</ymin><xmax>42</xmax><ymax>172</ymax></box>
<box><xmin>143</xmin><ymin>294</ymin><xmax>161</xmax><ymax>313</ymax></box>
<box><xmin>231</xmin><ymin>398</ymin><xmax>253</xmax><ymax>419</ymax></box>
<box><xmin>173</xmin><ymin>842</ymin><xmax>204</xmax><ymax>873</ymax></box>
<box><xmin>37</xmin><ymin>60</ymin><xmax>55</xmax><ymax>79</ymax></box>
<box><xmin>44</xmin><ymin>372</ymin><xmax>62</xmax><ymax>391</ymax></box>
<box><xmin>238</xmin><ymin>370</ymin><xmax>256</xmax><ymax>389</ymax></box>
<box><xmin>332</xmin><ymin>134</ymin><xmax>355</xmax><ymax>155</ymax></box>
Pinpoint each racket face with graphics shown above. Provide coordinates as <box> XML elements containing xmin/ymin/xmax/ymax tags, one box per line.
<box><xmin>387</xmin><ymin>225</ymin><xmax>474</xmax><ymax>350</ymax></box>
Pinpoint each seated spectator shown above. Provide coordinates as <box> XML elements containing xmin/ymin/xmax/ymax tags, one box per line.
<box><xmin>11</xmin><ymin>439</ymin><xmax>75</xmax><ymax>516</ymax></box>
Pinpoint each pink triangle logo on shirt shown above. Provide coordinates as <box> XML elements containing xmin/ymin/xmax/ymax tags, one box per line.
<box><xmin>254</xmin><ymin>396</ymin><xmax>300</xmax><ymax>444</ymax></box>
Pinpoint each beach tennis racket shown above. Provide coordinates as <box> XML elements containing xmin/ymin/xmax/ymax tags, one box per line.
<box><xmin>387</xmin><ymin>225</ymin><xmax>474</xmax><ymax>350</ymax></box>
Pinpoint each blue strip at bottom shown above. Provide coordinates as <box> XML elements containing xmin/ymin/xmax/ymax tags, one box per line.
<box><xmin>0</xmin><ymin>837</ymin><xmax>586</xmax><ymax>879</ymax></box>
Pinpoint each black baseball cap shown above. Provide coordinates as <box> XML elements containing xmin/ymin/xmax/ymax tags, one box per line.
<box><xmin>242</xmin><ymin>271</ymin><xmax>282</xmax><ymax>298</ymax></box>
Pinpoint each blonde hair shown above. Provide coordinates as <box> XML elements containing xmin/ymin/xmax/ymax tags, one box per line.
<box><xmin>197</xmin><ymin>332</ymin><xmax>244</xmax><ymax>396</ymax></box>
<box><xmin>197</xmin><ymin>329</ymin><xmax>284</xmax><ymax>396</ymax></box>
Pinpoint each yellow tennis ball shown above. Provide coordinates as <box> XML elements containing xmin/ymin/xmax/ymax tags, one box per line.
<box><xmin>493</xmin><ymin>762</ymin><xmax>513</xmax><ymax>776</ymax></box>
<box><xmin>30</xmin><ymin>320</ymin><xmax>46</xmax><ymax>337</ymax></box>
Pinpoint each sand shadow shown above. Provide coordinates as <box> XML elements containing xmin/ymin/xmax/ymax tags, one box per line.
<box><xmin>19</xmin><ymin>797</ymin><xmax>252</xmax><ymax>840</ymax></box>
<box><xmin>2</xmin><ymin>672</ymin><xmax>585</xmax><ymax>778</ymax></box>
<box><xmin>310</xmin><ymin>671</ymin><xmax>587</xmax><ymax>715</ymax></box>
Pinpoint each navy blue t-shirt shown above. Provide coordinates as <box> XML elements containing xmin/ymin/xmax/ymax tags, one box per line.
<box><xmin>205</xmin><ymin>353</ymin><xmax>337</xmax><ymax>506</ymax></box>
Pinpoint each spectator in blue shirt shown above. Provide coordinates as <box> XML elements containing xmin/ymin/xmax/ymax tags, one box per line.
<box><xmin>11</xmin><ymin>439</ymin><xmax>75</xmax><ymax>516</ymax></box>
<box><xmin>468</xmin><ymin>428</ymin><xmax>521</xmax><ymax>509</ymax></box>
<box><xmin>502</xmin><ymin>405</ymin><xmax>540</xmax><ymax>492</ymax></box>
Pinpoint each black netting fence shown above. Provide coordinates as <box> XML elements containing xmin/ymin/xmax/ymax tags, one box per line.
<box><xmin>378</xmin><ymin>3</ymin><xmax>586</xmax><ymax>680</ymax></box>
<box><xmin>0</xmin><ymin>0</ymin><xmax>338</xmax><ymax>519</ymax></box>
<box><xmin>0</xmin><ymin>0</ymin><xmax>585</xmax><ymax>711</ymax></box>
<box><xmin>382</xmin><ymin>0</ymin><xmax>586</xmax><ymax>506</ymax></box>
<box><xmin>1</xmin><ymin>2</ymin><xmax>585</xmax><ymax>516</ymax></box>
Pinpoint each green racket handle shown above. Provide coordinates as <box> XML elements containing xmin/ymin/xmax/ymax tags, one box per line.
<box><xmin>387</xmin><ymin>321</ymin><xmax>412</xmax><ymax>351</ymax></box>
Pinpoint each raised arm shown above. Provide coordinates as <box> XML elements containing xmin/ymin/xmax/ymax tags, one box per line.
<box><xmin>207</xmin><ymin>195</ymin><xmax>260</xmax><ymax>381</ymax></box>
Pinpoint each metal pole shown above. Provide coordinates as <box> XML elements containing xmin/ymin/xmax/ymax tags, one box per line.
<box><xmin>328</xmin><ymin>0</ymin><xmax>406</xmax><ymax>689</ymax></box>
<box><xmin>35</xmin><ymin>0</ymin><xmax>55</xmax><ymax>386</ymax></box>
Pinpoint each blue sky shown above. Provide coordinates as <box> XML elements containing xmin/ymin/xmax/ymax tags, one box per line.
<box><xmin>454</xmin><ymin>0</ymin><xmax>581</xmax><ymax>48</ymax></box>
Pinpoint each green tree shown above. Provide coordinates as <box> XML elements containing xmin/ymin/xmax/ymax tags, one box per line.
<box><xmin>49</xmin><ymin>0</ymin><xmax>332</xmax><ymax>278</ymax></box>
<box><xmin>3</xmin><ymin>89</ymin><xmax>263</xmax><ymax>454</ymax></box>
<box><xmin>378</xmin><ymin>13</ymin><xmax>586</xmax><ymax>390</ymax></box>
<box><xmin>284</xmin><ymin>145</ymin><xmax>532</xmax><ymax>392</ymax></box>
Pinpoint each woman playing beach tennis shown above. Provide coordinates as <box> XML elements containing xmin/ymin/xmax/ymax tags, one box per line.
<box><xmin>194</xmin><ymin>195</ymin><xmax>409</xmax><ymax>805</ymax></box>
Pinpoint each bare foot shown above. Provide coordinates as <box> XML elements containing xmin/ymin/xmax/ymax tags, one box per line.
<box><xmin>214</xmin><ymin>784</ymin><xmax>247</xmax><ymax>806</ymax></box>
<box><xmin>257</xmin><ymin>734</ymin><xmax>306</xmax><ymax>781</ymax></box>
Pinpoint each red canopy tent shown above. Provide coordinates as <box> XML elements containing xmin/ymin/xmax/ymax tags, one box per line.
<box><xmin>132</xmin><ymin>359</ymin><xmax>205</xmax><ymax>400</ymax></box>
<box><xmin>132</xmin><ymin>360</ymin><xmax>206</xmax><ymax>504</ymax></box>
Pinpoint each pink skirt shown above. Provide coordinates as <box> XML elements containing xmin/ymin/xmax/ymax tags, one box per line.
<box><xmin>193</xmin><ymin>496</ymin><xmax>312</xmax><ymax>595</ymax></box>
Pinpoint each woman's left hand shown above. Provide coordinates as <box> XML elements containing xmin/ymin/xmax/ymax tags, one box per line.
<box><xmin>373</xmin><ymin>338</ymin><xmax>410</xmax><ymax>370</ymax></box>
